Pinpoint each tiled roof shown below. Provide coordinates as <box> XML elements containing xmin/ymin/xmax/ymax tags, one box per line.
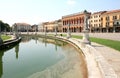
<box><xmin>104</xmin><ymin>9</ymin><xmax>120</xmax><ymax>14</ymax></box>
<box><xmin>62</xmin><ymin>11</ymin><xmax>91</xmax><ymax>18</ymax></box>
<box><xmin>93</xmin><ymin>11</ymin><xmax>107</xmax><ymax>14</ymax></box>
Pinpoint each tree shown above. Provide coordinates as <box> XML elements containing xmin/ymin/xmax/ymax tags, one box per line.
<box><xmin>0</xmin><ymin>20</ymin><xmax>10</xmax><ymax>32</ymax></box>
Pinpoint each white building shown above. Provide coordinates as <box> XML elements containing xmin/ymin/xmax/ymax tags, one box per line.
<box><xmin>12</xmin><ymin>23</ymin><xmax>31</xmax><ymax>32</ymax></box>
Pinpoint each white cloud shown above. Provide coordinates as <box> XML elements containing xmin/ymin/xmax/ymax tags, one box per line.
<box><xmin>67</xmin><ymin>0</ymin><xmax>76</xmax><ymax>5</ymax></box>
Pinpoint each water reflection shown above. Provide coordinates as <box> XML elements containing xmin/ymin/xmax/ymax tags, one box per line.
<box><xmin>0</xmin><ymin>51</ymin><xmax>3</xmax><ymax>78</ymax></box>
<box><xmin>0</xmin><ymin>43</ymin><xmax>20</xmax><ymax>78</ymax></box>
<box><xmin>15</xmin><ymin>44</ymin><xmax>19</xmax><ymax>59</ymax></box>
<box><xmin>0</xmin><ymin>36</ymin><xmax>86</xmax><ymax>78</ymax></box>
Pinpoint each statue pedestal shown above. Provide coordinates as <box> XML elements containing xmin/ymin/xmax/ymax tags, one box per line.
<box><xmin>82</xmin><ymin>30</ymin><xmax>91</xmax><ymax>44</ymax></box>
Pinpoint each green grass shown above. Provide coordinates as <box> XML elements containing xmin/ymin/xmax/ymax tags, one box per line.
<box><xmin>90</xmin><ymin>37</ymin><xmax>120</xmax><ymax>51</ymax></box>
<box><xmin>1</xmin><ymin>35</ymin><xmax>11</xmax><ymax>41</ymax></box>
<box><xmin>71</xmin><ymin>35</ymin><xmax>83</xmax><ymax>39</ymax></box>
<box><xmin>67</xmin><ymin>35</ymin><xmax>120</xmax><ymax>51</ymax></box>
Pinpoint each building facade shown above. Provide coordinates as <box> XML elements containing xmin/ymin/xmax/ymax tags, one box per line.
<box><xmin>12</xmin><ymin>23</ymin><xmax>31</xmax><ymax>32</ymax></box>
<box><xmin>38</xmin><ymin>23</ymin><xmax>44</xmax><ymax>32</ymax></box>
<box><xmin>39</xmin><ymin>19</ymin><xmax>62</xmax><ymax>32</ymax></box>
<box><xmin>62</xmin><ymin>10</ymin><xmax>91</xmax><ymax>32</ymax></box>
<box><xmin>31</xmin><ymin>24</ymin><xmax>38</xmax><ymax>32</ymax></box>
<box><xmin>101</xmin><ymin>9</ymin><xmax>120</xmax><ymax>32</ymax></box>
<box><xmin>88</xmin><ymin>11</ymin><xmax>106</xmax><ymax>33</ymax></box>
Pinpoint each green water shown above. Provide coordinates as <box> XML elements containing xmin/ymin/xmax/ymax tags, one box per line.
<box><xmin>0</xmin><ymin>36</ymin><xmax>86</xmax><ymax>78</ymax></box>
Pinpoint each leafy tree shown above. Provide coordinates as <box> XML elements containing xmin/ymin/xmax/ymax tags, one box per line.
<box><xmin>0</xmin><ymin>20</ymin><xmax>10</xmax><ymax>32</ymax></box>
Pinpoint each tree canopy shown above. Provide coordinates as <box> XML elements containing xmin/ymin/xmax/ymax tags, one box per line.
<box><xmin>0</xmin><ymin>20</ymin><xmax>10</xmax><ymax>32</ymax></box>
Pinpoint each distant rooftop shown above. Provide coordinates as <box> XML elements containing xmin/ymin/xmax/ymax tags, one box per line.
<box><xmin>104</xmin><ymin>9</ymin><xmax>120</xmax><ymax>14</ymax></box>
<box><xmin>13</xmin><ymin>23</ymin><xmax>31</xmax><ymax>26</ymax></box>
<box><xmin>62</xmin><ymin>10</ymin><xmax>91</xmax><ymax>18</ymax></box>
<box><xmin>93</xmin><ymin>11</ymin><xmax>107</xmax><ymax>14</ymax></box>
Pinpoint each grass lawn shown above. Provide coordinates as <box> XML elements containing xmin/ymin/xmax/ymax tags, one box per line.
<box><xmin>70</xmin><ymin>35</ymin><xmax>120</xmax><ymax>51</ymax></box>
<box><xmin>1</xmin><ymin>35</ymin><xmax>11</xmax><ymax>41</ymax></box>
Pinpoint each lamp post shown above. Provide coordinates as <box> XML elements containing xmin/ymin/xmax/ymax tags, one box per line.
<box><xmin>67</xmin><ymin>23</ymin><xmax>71</xmax><ymax>39</ymax></box>
<box><xmin>82</xmin><ymin>10</ymin><xmax>91</xmax><ymax>44</ymax></box>
<box><xmin>0</xmin><ymin>23</ymin><xmax>3</xmax><ymax>44</ymax></box>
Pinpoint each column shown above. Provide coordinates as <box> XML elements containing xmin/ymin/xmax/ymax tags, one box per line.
<box><xmin>67</xmin><ymin>23</ymin><xmax>71</xmax><ymax>39</ymax></box>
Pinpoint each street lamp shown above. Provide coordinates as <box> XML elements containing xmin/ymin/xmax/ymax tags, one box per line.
<box><xmin>82</xmin><ymin>10</ymin><xmax>91</xmax><ymax>44</ymax></box>
<box><xmin>67</xmin><ymin>22</ymin><xmax>71</xmax><ymax>39</ymax></box>
<box><xmin>0</xmin><ymin>23</ymin><xmax>3</xmax><ymax>44</ymax></box>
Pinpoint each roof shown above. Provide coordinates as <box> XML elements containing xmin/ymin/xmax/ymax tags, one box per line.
<box><xmin>93</xmin><ymin>11</ymin><xmax>107</xmax><ymax>14</ymax></box>
<box><xmin>62</xmin><ymin>10</ymin><xmax>91</xmax><ymax>18</ymax></box>
<box><xmin>14</xmin><ymin>23</ymin><xmax>31</xmax><ymax>26</ymax></box>
<box><xmin>104</xmin><ymin>9</ymin><xmax>120</xmax><ymax>14</ymax></box>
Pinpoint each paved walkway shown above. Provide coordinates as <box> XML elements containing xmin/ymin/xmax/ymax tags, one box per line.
<box><xmin>72</xmin><ymin>37</ymin><xmax>120</xmax><ymax>78</ymax></box>
<box><xmin>91</xmin><ymin>42</ymin><xmax>120</xmax><ymax>78</ymax></box>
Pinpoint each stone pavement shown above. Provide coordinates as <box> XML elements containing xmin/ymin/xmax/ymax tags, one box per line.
<box><xmin>70</xmin><ymin>38</ymin><xmax>120</xmax><ymax>78</ymax></box>
<box><xmin>92</xmin><ymin>42</ymin><xmax>120</xmax><ymax>78</ymax></box>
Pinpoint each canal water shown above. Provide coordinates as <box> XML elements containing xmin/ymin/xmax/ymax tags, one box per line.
<box><xmin>0</xmin><ymin>36</ymin><xmax>87</xmax><ymax>78</ymax></box>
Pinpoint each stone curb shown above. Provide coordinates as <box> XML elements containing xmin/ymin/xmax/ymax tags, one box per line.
<box><xmin>87</xmin><ymin>45</ymin><xmax>118</xmax><ymax>78</ymax></box>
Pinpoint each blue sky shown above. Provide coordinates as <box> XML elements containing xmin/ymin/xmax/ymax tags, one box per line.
<box><xmin>0</xmin><ymin>0</ymin><xmax>120</xmax><ymax>26</ymax></box>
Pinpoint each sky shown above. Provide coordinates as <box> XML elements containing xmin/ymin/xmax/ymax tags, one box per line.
<box><xmin>0</xmin><ymin>0</ymin><xmax>120</xmax><ymax>26</ymax></box>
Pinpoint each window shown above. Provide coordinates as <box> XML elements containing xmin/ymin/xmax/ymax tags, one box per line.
<box><xmin>106</xmin><ymin>16</ymin><xmax>109</xmax><ymax>21</ymax></box>
<box><xmin>115</xmin><ymin>16</ymin><xmax>117</xmax><ymax>19</ymax></box>
<box><xmin>106</xmin><ymin>22</ymin><xmax>109</xmax><ymax>26</ymax></box>
<box><xmin>113</xmin><ymin>16</ymin><xmax>117</xmax><ymax>20</ymax></box>
<box><xmin>99</xmin><ymin>24</ymin><xmax>101</xmax><ymax>27</ymax></box>
<box><xmin>117</xmin><ymin>22</ymin><xmax>119</xmax><ymax>25</ymax></box>
<box><xmin>101</xmin><ymin>18</ymin><xmax>103</xmax><ymax>21</ymax></box>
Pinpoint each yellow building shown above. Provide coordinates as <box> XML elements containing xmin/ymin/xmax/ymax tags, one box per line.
<box><xmin>101</xmin><ymin>9</ymin><xmax>120</xmax><ymax>32</ymax></box>
<box><xmin>42</xmin><ymin>19</ymin><xmax>62</xmax><ymax>32</ymax></box>
<box><xmin>89</xmin><ymin>11</ymin><xmax>106</xmax><ymax>32</ymax></box>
